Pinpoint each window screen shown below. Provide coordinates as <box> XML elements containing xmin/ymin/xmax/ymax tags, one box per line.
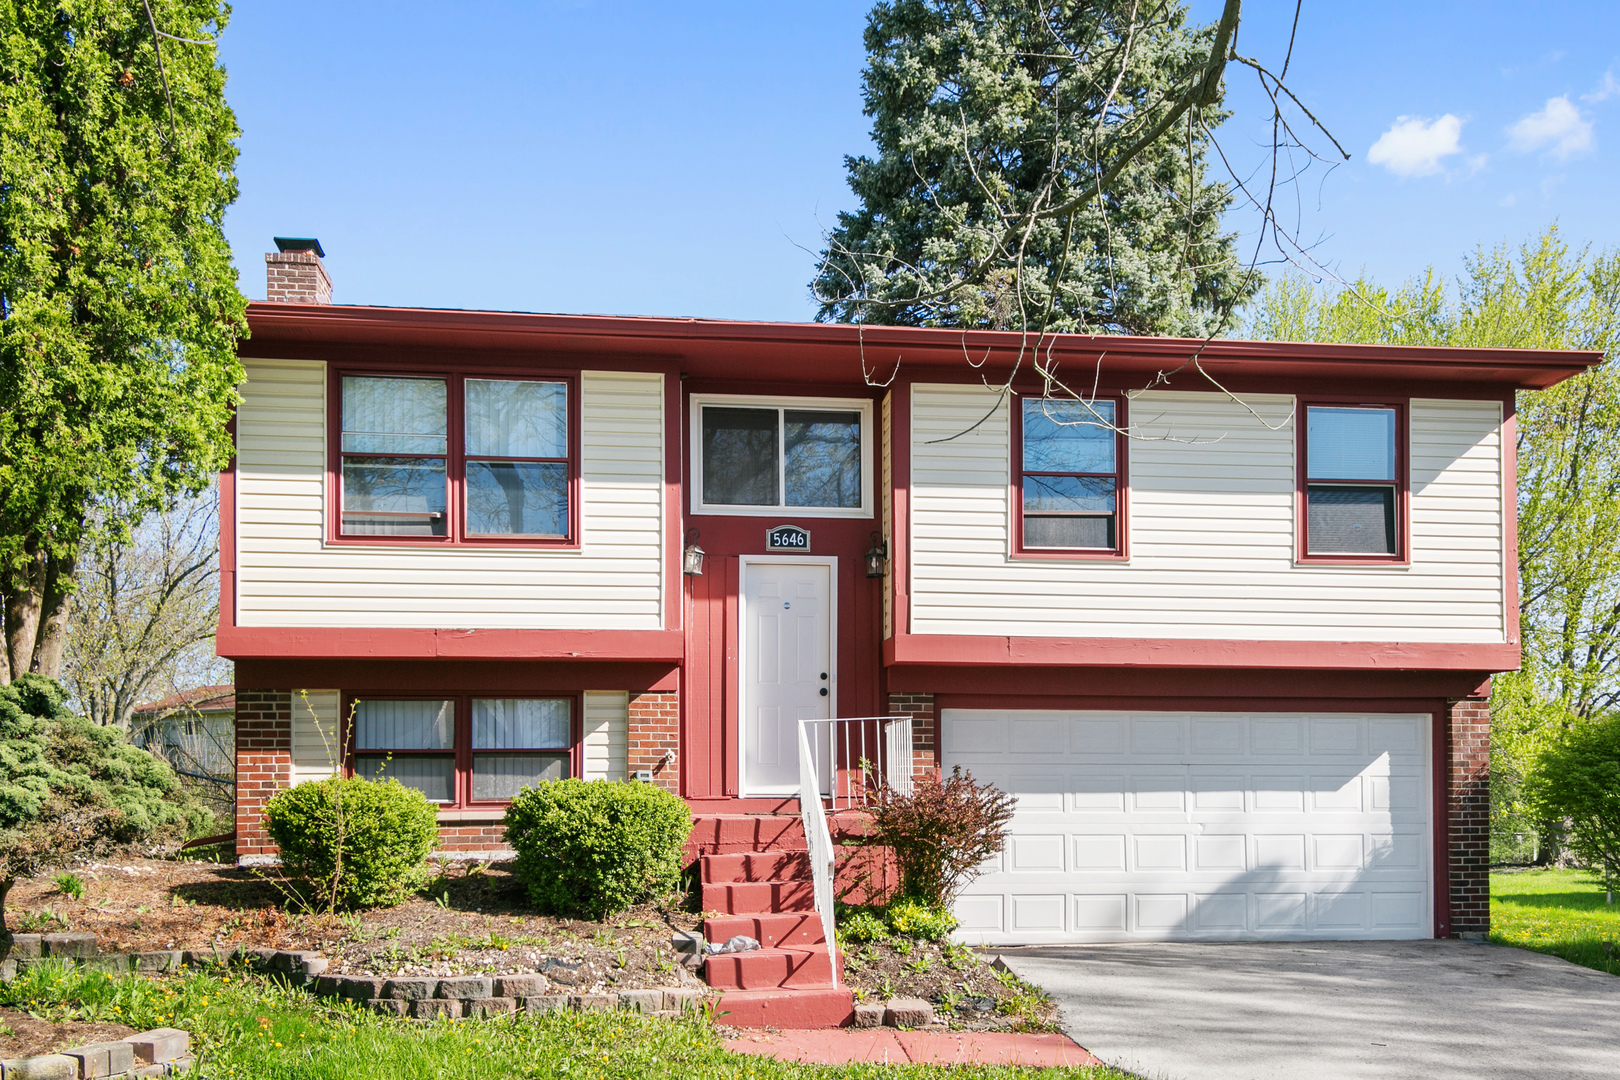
<box><xmin>702</xmin><ymin>407</ymin><xmax>779</xmax><ymax>505</ymax></box>
<box><xmin>470</xmin><ymin>698</ymin><xmax>571</xmax><ymax>801</ymax></box>
<box><xmin>464</xmin><ymin>380</ymin><xmax>569</xmax><ymax>537</ymax></box>
<box><xmin>353</xmin><ymin>698</ymin><xmax>456</xmax><ymax>802</ymax></box>
<box><xmin>1305</xmin><ymin>406</ymin><xmax>1398</xmax><ymax>556</ymax></box>
<box><xmin>1020</xmin><ymin>398</ymin><xmax>1119</xmax><ymax>551</ymax></box>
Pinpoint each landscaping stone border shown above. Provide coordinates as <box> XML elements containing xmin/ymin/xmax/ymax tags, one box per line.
<box><xmin>0</xmin><ymin>934</ymin><xmax>712</xmax><ymax>1026</ymax></box>
<box><xmin>0</xmin><ymin>1026</ymin><xmax>193</xmax><ymax>1079</ymax></box>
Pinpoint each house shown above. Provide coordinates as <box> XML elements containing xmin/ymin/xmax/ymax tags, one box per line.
<box><xmin>132</xmin><ymin>684</ymin><xmax>236</xmax><ymax>781</ymax></box>
<box><xmin>222</xmin><ymin>240</ymin><xmax>1597</xmax><ymax>973</ymax></box>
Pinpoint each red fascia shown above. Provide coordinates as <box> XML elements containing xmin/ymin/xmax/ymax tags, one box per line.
<box><xmin>218</xmin><ymin>625</ymin><xmax>685</xmax><ymax>662</ymax></box>
<box><xmin>882</xmin><ymin>634</ymin><xmax>1518</xmax><ymax>673</ymax></box>
<box><xmin>235</xmin><ymin>658</ymin><xmax>679</xmax><ymax>694</ymax></box>
<box><xmin>241</xmin><ymin>303</ymin><xmax>1601</xmax><ymax>392</ymax></box>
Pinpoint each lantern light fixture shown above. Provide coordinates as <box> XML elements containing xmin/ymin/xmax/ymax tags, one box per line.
<box><xmin>683</xmin><ymin>528</ymin><xmax>706</xmax><ymax>576</ymax></box>
<box><xmin>865</xmin><ymin>531</ymin><xmax>889</xmax><ymax>579</ymax></box>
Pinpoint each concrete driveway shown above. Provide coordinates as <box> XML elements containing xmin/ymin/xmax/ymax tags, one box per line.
<box><xmin>997</xmin><ymin>941</ymin><xmax>1620</xmax><ymax>1080</ymax></box>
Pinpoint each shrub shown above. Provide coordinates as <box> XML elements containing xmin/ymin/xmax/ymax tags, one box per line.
<box><xmin>861</xmin><ymin>766</ymin><xmax>1015</xmax><ymax>909</ymax></box>
<box><xmin>504</xmin><ymin>780</ymin><xmax>692</xmax><ymax>919</ymax></box>
<box><xmin>838</xmin><ymin>908</ymin><xmax>890</xmax><ymax>944</ymax></box>
<box><xmin>263</xmin><ymin>776</ymin><xmax>439</xmax><ymax>909</ymax></box>
<box><xmin>885</xmin><ymin>897</ymin><xmax>958</xmax><ymax>941</ymax></box>
<box><xmin>1523</xmin><ymin>714</ymin><xmax>1620</xmax><ymax>899</ymax></box>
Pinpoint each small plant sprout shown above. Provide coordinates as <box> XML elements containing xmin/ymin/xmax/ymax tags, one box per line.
<box><xmin>52</xmin><ymin>871</ymin><xmax>86</xmax><ymax>900</ymax></box>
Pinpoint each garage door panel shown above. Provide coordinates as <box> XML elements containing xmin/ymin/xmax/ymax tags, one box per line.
<box><xmin>945</xmin><ymin>708</ymin><xmax>1432</xmax><ymax>944</ymax></box>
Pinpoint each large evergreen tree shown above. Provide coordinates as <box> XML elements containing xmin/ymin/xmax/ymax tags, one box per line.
<box><xmin>0</xmin><ymin>0</ymin><xmax>246</xmax><ymax>684</ymax></box>
<box><xmin>813</xmin><ymin>0</ymin><xmax>1255</xmax><ymax>335</ymax></box>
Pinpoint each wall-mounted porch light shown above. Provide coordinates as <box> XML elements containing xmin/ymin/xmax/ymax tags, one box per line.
<box><xmin>683</xmin><ymin>528</ymin><xmax>706</xmax><ymax>576</ymax></box>
<box><xmin>865</xmin><ymin>532</ymin><xmax>889</xmax><ymax>579</ymax></box>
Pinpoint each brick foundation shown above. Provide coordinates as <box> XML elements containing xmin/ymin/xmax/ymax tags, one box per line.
<box><xmin>886</xmin><ymin>693</ymin><xmax>936</xmax><ymax>780</ymax></box>
<box><xmin>1446</xmin><ymin>695</ymin><xmax>1491</xmax><ymax>936</ymax></box>
<box><xmin>629</xmin><ymin>691</ymin><xmax>680</xmax><ymax>793</ymax></box>
<box><xmin>235</xmin><ymin>689</ymin><xmax>293</xmax><ymax>858</ymax></box>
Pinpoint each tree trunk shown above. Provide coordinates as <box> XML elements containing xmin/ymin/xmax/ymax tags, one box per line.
<box><xmin>31</xmin><ymin>553</ymin><xmax>76</xmax><ymax>680</ymax></box>
<box><xmin>3</xmin><ymin>548</ymin><xmax>45</xmax><ymax>683</ymax></box>
<box><xmin>0</xmin><ymin>877</ymin><xmax>13</xmax><ymax>956</ymax></box>
<box><xmin>0</xmin><ymin>594</ymin><xmax>10</xmax><ymax>686</ymax></box>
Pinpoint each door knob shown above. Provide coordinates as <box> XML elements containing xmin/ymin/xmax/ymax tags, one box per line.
<box><xmin>820</xmin><ymin>672</ymin><xmax>828</xmax><ymax>680</ymax></box>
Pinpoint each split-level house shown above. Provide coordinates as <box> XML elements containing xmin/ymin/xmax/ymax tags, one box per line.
<box><xmin>224</xmin><ymin>241</ymin><xmax>1597</xmax><ymax>980</ymax></box>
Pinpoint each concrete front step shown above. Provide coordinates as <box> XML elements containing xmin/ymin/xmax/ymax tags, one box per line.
<box><xmin>704</xmin><ymin>945</ymin><xmax>841</xmax><ymax>990</ymax></box>
<box><xmin>703</xmin><ymin>912</ymin><xmax>827</xmax><ymax>950</ymax></box>
<box><xmin>702</xmin><ymin>879</ymin><xmax>814</xmax><ymax>915</ymax></box>
<box><xmin>701</xmin><ymin>851</ymin><xmax>811</xmax><ymax>884</ymax></box>
<box><xmin>712</xmin><ymin>986</ymin><xmax>856</xmax><ymax>1029</ymax></box>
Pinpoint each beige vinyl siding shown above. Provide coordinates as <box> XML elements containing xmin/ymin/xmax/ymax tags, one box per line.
<box><xmin>234</xmin><ymin>361</ymin><xmax>664</xmax><ymax>629</ymax></box>
<box><xmin>581</xmin><ymin>691</ymin><xmax>629</xmax><ymax>781</ymax></box>
<box><xmin>290</xmin><ymin>690</ymin><xmax>342</xmax><ymax>784</ymax></box>
<box><xmin>909</xmin><ymin>385</ymin><xmax>1505</xmax><ymax>642</ymax></box>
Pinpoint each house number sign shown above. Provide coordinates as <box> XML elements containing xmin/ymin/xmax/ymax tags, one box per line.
<box><xmin>765</xmin><ymin>525</ymin><xmax>810</xmax><ymax>552</ymax></box>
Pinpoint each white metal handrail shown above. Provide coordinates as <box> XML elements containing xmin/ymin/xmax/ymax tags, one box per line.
<box><xmin>796</xmin><ymin>715</ymin><xmax>914</xmax><ymax>985</ymax></box>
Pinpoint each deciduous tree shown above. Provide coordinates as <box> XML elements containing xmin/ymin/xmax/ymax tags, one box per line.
<box><xmin>0</xmin><ymin>0</ymin><xmax>246</xmax><ymax>683</ymax></box>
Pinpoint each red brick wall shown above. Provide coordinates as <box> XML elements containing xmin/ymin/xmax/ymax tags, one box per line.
<box><xmin>264</xmin><ymin>250</ymin><xmax>332</xmax><ymax>303</ymax></box>
<box><xmin>437</xmin><ymin>823</ymin><xmax>513</xmax><ymax>855</ymax></box>
<box><xmin>1447</xmin><ymin>695</ymin><xmax>1491</xmax><ymax>936</ymax></box>
<box><xmin>629</xmin><ymin>691</ymin><xmax>680</xmax><ymax>793</ymax></box>
<box><xmin>887</xmin><ymin>692</ymin><xmax>936</xmax><ymax>780</ymax></box>
<box><xmin>235</xmin><ymin>689</ymin><xmax>293</xmax><ymax>858</ymax></box>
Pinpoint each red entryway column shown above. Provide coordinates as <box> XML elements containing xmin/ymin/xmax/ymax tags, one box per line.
<box><xmin>235</xmin><ymin>688</ymin><xmax>293</xmax><ymax>860</ymax></box>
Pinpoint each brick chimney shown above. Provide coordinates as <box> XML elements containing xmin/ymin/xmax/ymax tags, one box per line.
<box><xmin>265</xmin><ymin>237</ymin><xmax>332</xmax><ymax>303</ymax></box>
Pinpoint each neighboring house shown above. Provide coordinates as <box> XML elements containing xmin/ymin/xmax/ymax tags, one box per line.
<box><xmin>223</xmin><ymin>238</ymin><xmax>1599</xmax><ymax>949</ymax></box>
<box><xmin>132</xmin><ymin>685</ymin><xmax>236</xmax><ymax>781</ymax></box>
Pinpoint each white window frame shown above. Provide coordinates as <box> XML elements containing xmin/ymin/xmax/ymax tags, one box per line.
<box><xmin>689</xmin><ymin>394</ymin><xmax>875</xmax><ymax>518</ymax></box>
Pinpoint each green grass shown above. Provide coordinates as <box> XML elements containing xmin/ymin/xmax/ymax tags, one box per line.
<box><xmin>1490</xmin><ymin>867</ymin><xmax>1620</xmax><ymax>976</ymax></box>
<box><xmin>0</xmin><ymin>965</ymin><xmax>1126</xmax><ymax>1080</ymax></box>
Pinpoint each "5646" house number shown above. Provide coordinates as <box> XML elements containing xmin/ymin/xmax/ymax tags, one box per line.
<box><xmin>765</xmin><ymin>525</ymin><xmax>810</xmax><ymax>551</ymax></box>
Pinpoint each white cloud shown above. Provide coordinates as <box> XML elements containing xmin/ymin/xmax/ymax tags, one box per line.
<box><xmin>1498</xmin><ymin>193</ymin><xmax>1518</xmax><ymax>207</ymax></box>
<box><xmin>1367</xmin><ymin>114</ymin><xmax>1465</xmax><ymax>177</ymax></box>
<box><xmin>1583</xmin><ymin>69</ymin><xmax>1620</xmax><ymax>103</ymax></box>
<box><xmin>1507</xmin><ymin>96</ymin><xmax>1593</xmax><ymax>158</ymax></box>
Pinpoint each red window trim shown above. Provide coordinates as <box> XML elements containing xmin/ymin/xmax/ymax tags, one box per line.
<box><xmin>1009</xmin><ymin>391</ymin><xmax>1130</xmax><ymax>561</ymax></box>
<box><xmin>342</xmin><ymin>692</ymin><xmax>582</xmax><ymax>809</ymax></box>
<box><xmin>1296</xmin><ymin>397</ymin><xmax>1410</xmax><ymax>567</ymax></box>
<box><xmin>326</xmin><ymin>366</ymin><xmax>582</xmax><ymax>549</ymax></box>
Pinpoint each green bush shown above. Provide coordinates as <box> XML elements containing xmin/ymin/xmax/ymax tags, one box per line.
<box><xmin>885</xmin><ymin>897</ymin><xmax>958</xmax><ymax>941</ymax></box>
<box><xmin>504</xmin><ymin>780</ymin><xmax>692</xmax><ymax>919</ymax></box>
<box><xmin>1523</xmin><ymin>714</ymin><xmax>1620</xmax><ymax>897</ymax></box>
<box><xmin>264</xmin><ymin>777</ymin><xmax>439</xmax><ymax>909</ymax></box>
<box><xmin>838</xmin><ymin>908</ymin><xmax>889</xmax><ymax>944</ymax></box>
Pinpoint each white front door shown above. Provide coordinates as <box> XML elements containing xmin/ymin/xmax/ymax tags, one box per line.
<box><xmin>742</xmin><ymin>559</ymin><xmax>833</xmax><ymax>795</ymax></box>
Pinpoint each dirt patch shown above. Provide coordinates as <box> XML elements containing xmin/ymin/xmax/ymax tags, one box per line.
<box><xmin>7</xmin><ymin>859</ymin><xmax>706</xmax><ymax>996</ymax></box>
<box><xmin>0</xmin><ymin>1008</ymin><xmax>136</xmax><ymax>1060</ymax></box>
<box><xmin>840</xmin><ymin>937</ymin><xmax>1060</xmax><ymax>1032</ymax></box>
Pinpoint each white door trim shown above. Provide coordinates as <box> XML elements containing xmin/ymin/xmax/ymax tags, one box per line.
<box><xmin>738</xmin><ymin>554</ymin><xmax>838</xmax><ymax>798</ymax></box>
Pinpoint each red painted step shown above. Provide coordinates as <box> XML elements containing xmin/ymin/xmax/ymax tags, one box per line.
<box><xmin>688</xmin><ymin>815</ymin><xmax>807</xmax><ymax>855</ymax></box>
<box><xmin>704</xmin><ymin>945</ymin><xmax>841</xmax><ymax>990</ymax></box>
<box><xmin>712</xmin><ymin>987</ymin><xmax>855</xmax><ymax>1029</ymax></box>
<box><xmin>701</xmin><ymin>851</ymin><xmax>811</xmax><ymax>884</ymax></box>
<box><xmin>703</xmin><ymin>912</ymin><xmax>826</xmax><ymax>950</ymax></box>
<box><xmin>702</xmin><ymin>879</ymin><xmax>814</xmax><ymax>915</ymax></box>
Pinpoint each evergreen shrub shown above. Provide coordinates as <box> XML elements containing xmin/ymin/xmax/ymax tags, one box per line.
<box><xmin>504</xmin><ymin>780</ymin><xmax>692</xmax><ymax>919</ymax></box>
<box><xmin>264</xmin><ymin>776</ymin><xmax>438</xmax><ymax>909</ymax></box>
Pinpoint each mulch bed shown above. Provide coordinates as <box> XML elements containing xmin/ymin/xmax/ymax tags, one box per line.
<box><xmin>7</xmin><ymin>859</ymin><xmax>706</xmax><ymax>995</ymax></box>
<box><xmin>0</xmin><ymin>1008</ymin><xmax>135</xmax><ymax>1060</ymax></box>
<box><xmin>839</xmin><ymin>937</ymin><xmax>1059</xmax><ymax>1032</ymax></box>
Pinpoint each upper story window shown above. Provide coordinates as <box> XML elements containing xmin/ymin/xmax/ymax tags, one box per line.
<box><xmin>335</xmin><ymin>372</ymin><xmax>575</xmax><ymax>544</ymax></box>
<box><xmin>1015</xmin><ymin>396</ymin><xmax>1126</xmax><ymax>556</ymax></box>
<box><xmin>351</xmin><ymin>695</ymin><xmax>573</xmax><ymax>806</ymax></box>
<box><xmin>1302</xmin><ymin>404</ymin><xmax>1404</xmax><ymax>560</ymax></box>
<box><xmin>691</xmin><ymin>395</ymin><xmax>873</xmax><ymax>517</ymax></box>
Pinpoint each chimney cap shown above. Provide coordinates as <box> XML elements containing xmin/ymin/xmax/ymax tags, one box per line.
<box><xmin>273</xmin><ymin>236</ymin><xmax>325</xmax><ymax>258</ymax></box>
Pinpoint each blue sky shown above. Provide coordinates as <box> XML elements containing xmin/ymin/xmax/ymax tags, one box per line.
<box><xmin>217</xmin><ymin>1</ymin><xmax>1620</xmax><ymax>320</ymax></box>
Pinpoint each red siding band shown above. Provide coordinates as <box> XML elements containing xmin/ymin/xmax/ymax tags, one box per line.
<box><xmin>883</xmin><ymin>634</ymin><xmax>1517</xmax><ymax>672</ymax></box>
<box><xmin>219</xmin><ymin>626</ymin><xmax>685</xmax><ymax>661</ymax></box>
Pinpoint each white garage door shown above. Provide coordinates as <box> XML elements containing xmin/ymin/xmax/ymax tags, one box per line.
<box><xmin>942</xmin><ymin>710</ymin><xmax>1432</xmax><ymax>944</ymax></box>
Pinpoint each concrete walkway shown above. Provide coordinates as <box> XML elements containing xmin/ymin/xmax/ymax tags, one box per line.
<box><xmin>999</xmin><ymin>940</ymin><xmax>1620</xmax><ymax>1080</ymax></box>
<box><xmin>723</xmin><ymin>1028</ymin><xmax>1101</xmax><ymax>1068</ymax></box>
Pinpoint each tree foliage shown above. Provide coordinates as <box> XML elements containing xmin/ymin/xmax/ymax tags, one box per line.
<box><xmin>0</xmin><ymin>674</ymin><xmax>208</xmax><ymax>940</ymax></box>
<box><xmin>1523</xmin><ymin>715</ymin><xmax>1620</xmax><ymax>899</ymax></box>
<box><xmin>1248</xmin><ymin>224</ymin><xmax>1620</xmax><ymax>861</ymax></box>
<box><xmin>0</xmin><ymin>0</ymin><xmax>246</xmax><ymax>684</ymax></box>
<box><xmin>813</xmin><ymin>0</ymin><xmax>1256</xmax><ymax>335</ymax></box>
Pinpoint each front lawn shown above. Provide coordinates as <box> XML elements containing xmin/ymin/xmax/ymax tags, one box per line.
<box><xmin>0</xmin><ymin>965</ymin><xmax>1126</xmax><ymax>1080</ymax></box>
<box><xmin>1489</xmin><ymin>868</ymin><xmax>1620</xmax><ymax>977</ymax></box>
